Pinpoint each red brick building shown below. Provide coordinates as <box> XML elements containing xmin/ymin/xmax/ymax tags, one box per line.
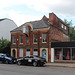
<box><xmin>10</xmin><ymin>13</ymin><xmax>70</xmax><ymax>62</ymax></box>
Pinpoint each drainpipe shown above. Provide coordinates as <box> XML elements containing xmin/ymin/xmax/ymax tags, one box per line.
<box><xmin>16</xmin><ymin>33</ymin><xmax>18</xmax><ymax>58</ymax></box>
<box><xmin>38</xmin><ymin>31</ymin><xmax>40</xmax><ymax>56</ymax></box>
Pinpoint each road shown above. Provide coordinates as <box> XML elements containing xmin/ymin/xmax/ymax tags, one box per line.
<box><xmin>0</xmin><ymin>64</ymin><xmax>75</xmax><ymax>75</ymax></box>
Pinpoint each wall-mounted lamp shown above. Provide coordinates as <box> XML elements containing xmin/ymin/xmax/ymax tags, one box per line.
<box><xmin>40</xmin><ymin>37</ymin><xmax>42</xmax><ymax>39</ymax></box>
<box><xmin>17</xmin><ymin>39</ymin><xmax>18</xmax><ymax>41</ymax></box>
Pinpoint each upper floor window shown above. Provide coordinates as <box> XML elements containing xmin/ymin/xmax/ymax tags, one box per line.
<box><xmin>33</xmin><ymin>33</ymin><xmax>37</xmax><ymax>44</ymax></box>
<box><xmin>23</xmin><ymin>26</ymin><xmax>29</xmax><ymax>34</ymax></box>
<box><xmin>61</xmin><ymin>24</ymin><xmax>64</xmax><ymax>28</ymax></box>
<box><xmin>42</xmin><ymin>33</ymin><xmax>47</xmax><ymax>43</ymax></box>
<box><xmin>12</xmin><ymin>35</ymin><xmax>16</xmax><ymax>44</ymax></box>
<box><xmin>64</xmin><ymin>26</ymin><xmax>66</xmax><ymax>30</ymax></box>
<box><xmin>20</xmin><ymin>35</ymin><xmax>23</xmax><ymax>44</ymax></box>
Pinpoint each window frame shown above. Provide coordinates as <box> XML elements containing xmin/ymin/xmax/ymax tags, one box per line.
<box><xmin>12</xmin><ymin>35</ymin><xmax>16</xmax><ymax>44</ymax></box>
<box><xmin>33</xmin><ymin>33</ymin><xmax>37</xmax><ymax>44</ymax></box>
<box><xmin>19</xmin><ymin>35</ymin><xmax>23</xmax><ymax>44</ymax></box>
<box><xmin>26</xmin><ymin>49</ymin><xmax>30</xmax><ymax>56</ymax></box>
<box><xmin>33</xmin><ymin>49</ymin><xmax>38</xmax><ymax>56</ymax></box>
<box><xmin>64</xmin><ymin>26</ymin><xmax>66</xmax><ymax>30</ymax></box>
<box><xmin>54</xmin><ymin>48</ymin><xmax>75</xmax><ymax>61</ymax></box>
<box><xmin>19</xmin><ymin>48</ymin><xmax>23</xmax><ymax>57</ymax></box>
<box><xmin>42</xmin><ymin>32</ymin><xmax>47</xmax><ymax>43</ymax></box>
<box><xmin>61</xmin><ymin>24</ymin><xmax>64</xmax><ymax>28</ymax></box>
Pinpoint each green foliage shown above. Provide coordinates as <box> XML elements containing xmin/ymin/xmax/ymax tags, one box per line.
<box><xmin>64</xmin><ymin>19</ymin><xmax>75</xmax><ymax>41</ymax></box>
<box><xmin>64</xmin><ymin>19</ymin><xmax>72</xmax><ymax>26</ymax></box>
<box><xmin>70</xmin><ymin>26</ymin><xmax>75</xmax><ymax>41</ymax></box>
<box><xmin>0</xmin><ymin>37</ymin><xmax>11</xmax><ymax>54</ymax></box>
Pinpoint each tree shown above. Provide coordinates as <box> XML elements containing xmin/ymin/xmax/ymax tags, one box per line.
<box><xmin>64</xmin><ymin>19</ymin><xmax>72</xmax><ymax>26</ymax></box>
<box><xmin>70</xmin><ymin>26</ymin><xmax>75</xmax><ymax>41</ymax></box>
<box><xmin>64</xmin><ymin>19</ymin><xmax>75</xmax><ymax>41</ymax></box>
<box><xmin>0</xmin><ymin>37</ymin><xmax>11</xmax><ymax>55</ymax></box>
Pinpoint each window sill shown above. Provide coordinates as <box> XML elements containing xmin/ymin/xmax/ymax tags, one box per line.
<box><xmin>19</xmin><ymin>43</ymin><xmax>23</xmax><ymax>44</ymax></box>
<box><xmin>42</xmin><ymin>42</ymin><xmax>47</xmax><ymax>43</ymax></box>
<box><xmin>33</xmin><ymin>42</ymin><xmax>37</xmax><ymax>44</ymax></box>
<box><xmin>12</xmin><ymin>43</ymin><xmax>16</xmax><ymax>45</ymax></box>
<box><xmin>54</xmin><ymin>60</ymin><xmax>75</xmax><ymax>61</ymax></box>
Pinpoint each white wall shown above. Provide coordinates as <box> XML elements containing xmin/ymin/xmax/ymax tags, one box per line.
<box><xmin>0</xmin><ymin>19</ymin><xmax>17</xmax><ymax>41</ymax></box>
<box><xmin>51</xmin><ymin>48</ymin><xmax>54</xmax><ymax>62</ymax></box>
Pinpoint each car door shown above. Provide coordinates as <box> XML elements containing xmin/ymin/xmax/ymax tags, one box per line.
<box><xmin>23</xmin><ymin>56</ymin><xmax>29</xmax><ymax>65</ymax></box>
<box><xmin>0</xmin><ymin>54</ymin><xmax>2</xmax><ymax>61</ymax></box>
<box><xmin>21</xmin><ymin>58</ymin><xmax>26</xmax><ymax>65</ymax></box>
<box><xmin>26</xmin><ymin>56</ymin><xmax>33</xmax><ymax>65</ymax></box>
<box><xmin>24</xmin><ymin>56</ymin><xmax>30</xmax><ymax>65</ymax></box>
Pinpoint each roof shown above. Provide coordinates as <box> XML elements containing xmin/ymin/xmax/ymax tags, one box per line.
<box><xmin>51</xmin><ymin>42</ymin><xmax>75</xmax><ymax>48</ymax></box>
<box><xmin>49</xmin><ymin>13</ymin><xmax>69</xmax><ymax>27</ymax></box>
<box><xmin>11</xmin><ymin>19</ymin><xmax>50</xmax><ymax>32</ymax></box>
<box><xmin>0</xmin><ymin>18</ymin><xmax>11</xmax><ymax>21</ymax></box>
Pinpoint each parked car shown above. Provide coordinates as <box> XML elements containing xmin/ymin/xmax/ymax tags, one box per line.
<box><xmin>0</xmin><ymin>53</ymin><xmax>17</xmax><ymax>64</ymax></box>
<box><xmin>17</xmin><ymin>55</ymin><xmax>46</xmax><ymax>67</ymax></box>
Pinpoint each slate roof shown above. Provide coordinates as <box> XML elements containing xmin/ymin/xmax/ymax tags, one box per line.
<box><xmin>11</xmin><ymin>19</ymin><xmax>50</xmax><ymax>32</ymax></box>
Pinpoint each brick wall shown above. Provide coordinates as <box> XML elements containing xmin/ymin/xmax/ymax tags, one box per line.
<box><xmin>11</xmin><ymin>13</ymin><xmax>70</xmax><ymax>62</ymax></box>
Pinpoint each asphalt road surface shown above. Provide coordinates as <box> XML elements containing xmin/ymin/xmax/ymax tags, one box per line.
<box><xmin>0</xmin><ymin>64</ymin><xmax>75</xmax><ymax>75</ymax></box>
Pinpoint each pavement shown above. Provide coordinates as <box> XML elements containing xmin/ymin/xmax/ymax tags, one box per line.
<box><xmin>45</xmin><ymin>63</ymin><xmax>75</xmax><ymax>68</ymax></box>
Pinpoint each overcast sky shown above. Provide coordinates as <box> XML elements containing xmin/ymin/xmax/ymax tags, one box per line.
<box><xmin>0</xmin><ymin>0</ymin><xmax>75</xmax><ymax>26</ymax></box>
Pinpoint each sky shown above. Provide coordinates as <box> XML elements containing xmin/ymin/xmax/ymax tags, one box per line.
<box><xmin>0</xmin><ymin>0</ymin><xmax>75</xmax><ymax>27</ymax></box>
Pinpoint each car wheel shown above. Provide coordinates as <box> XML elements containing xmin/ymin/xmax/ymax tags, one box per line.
<box><xmin>5</xmin><ymin>60</ymin><xmax>9</xmax><ymax>64</ymax></box>
<box><xmin>17</xmin><ymin>61</ymin><xmax>21</xmax><ymax>65</ymax></box>
<box><xmin>33</xmin><ymin>62</ymin><xmax>37</xmax><ymax>67</ymax></box>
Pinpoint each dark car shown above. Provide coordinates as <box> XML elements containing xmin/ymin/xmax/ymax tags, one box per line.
<box><xmin>0</xmin><ymin>53</ymin><xmax>17</xmax><ymax>64</ymax></box>
<box><xmin>17</xmin><ymin>56</ymin><xmax>46</xmax><ymax>67</ymax></box>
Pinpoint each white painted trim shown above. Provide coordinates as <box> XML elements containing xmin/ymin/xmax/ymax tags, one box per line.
<box><xmin>40</xmin><ymin>48</ymin><xmax>48</xmax><ymax>62</ymax></box>
<box><xmin>11</xmin><ymin>48</ymin><xmax>17</xmax><ymax>58</ymax></box>
<box><xmin>51</xmin><ymin>48</ymin><xmax>54</xmax><ymax>62</ymax></box>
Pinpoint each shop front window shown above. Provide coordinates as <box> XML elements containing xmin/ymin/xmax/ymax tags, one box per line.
<box><xmin>54</xmin><ymin>48</ymin><xmax>62</xmax><ymax>60</ymax></box>
<box><xmin>63</xmin><ymin>48</ymin><xmax>71</xmax><ymax>60</ymax></box>
<box><xmin>72</xmin><ymin>48</ymin><xmax>75</xmax><ymax>60</ymax></box>
<box><xmin>54</xmin><ymin>48</ymin><xmax>75</xmax><ymax>61</ymax></box>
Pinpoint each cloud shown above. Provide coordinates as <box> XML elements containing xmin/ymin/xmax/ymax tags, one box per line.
<box><xmin>7</xmin><ymin>10</ymin><xmax>42</xmax><ymax>26</ymax></box>
<box><xmin>0</xmin><ymin>0</ymin><xmax>75</xmax><ymax>26</ymax></box>
<box><xmin>0</xmin><ymin>0</ymin><xmax>75</xmax><ymax>16</ymax></box>
<box><xmin>0</xmin><ymin>0</ymin><xmax>74</xmax><ymax>14</ymax></box>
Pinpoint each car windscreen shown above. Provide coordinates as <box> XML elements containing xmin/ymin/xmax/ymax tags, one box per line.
<box><xmin>3</xmin><ymin>54</ymin><xmax>7</xmax><ymax>57</ymax></box>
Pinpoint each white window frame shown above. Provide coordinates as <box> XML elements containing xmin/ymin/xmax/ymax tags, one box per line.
<box><xmin>61</xmin><ymin>24</ymin><xmax>64</xmax><ymax>28</ymax></box>
<box><xmin>64</xmin><ymin>26</ymin><xmax>66</xmax><ymax>30</ymax></box>
<box><xmin>19</xmin><ymin>48</ymin><xmax>23</xmax><ymax>57</ymax></box>
<box><xmin>33</xmin><ymin>49</ymin><xmax>38</xmax><ymax>56</ymax></box>
<box><xmin>26</xmin><ymin>49</ymin><xmax>30</xmax><ymax>56</ymax></box>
